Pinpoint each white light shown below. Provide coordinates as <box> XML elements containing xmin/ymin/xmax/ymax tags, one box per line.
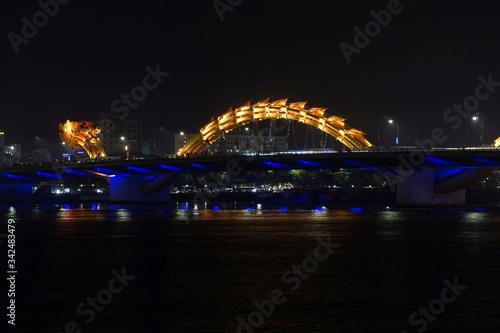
<box><xmin>180</xmin><ymin>132</ymin><xmax>184</xmax><ymax>135</ymax></box>
<box><xmin>388</xmin><ymin>119</ymin><xmax>394</xmax><ymax>124</ymax></box>
<box><xmin>472</xmin><ymin>116</ymin><xmax>479</xmax><ymax>121</ymax></box>
<box><xmin>120</xmin><ymin>136</ymin><xmax>125</xmax><ymax>140</ymax></box>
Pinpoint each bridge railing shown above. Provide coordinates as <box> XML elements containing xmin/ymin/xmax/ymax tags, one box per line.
<box><xmin>2</xmin><ymin>146</ymin><xmax>500</xmax><ymax>171</ymax></box>
<box><xmin>374</xmin><ymin>146</ymin><xmax>500</xmax><ymax>153</ymax></box>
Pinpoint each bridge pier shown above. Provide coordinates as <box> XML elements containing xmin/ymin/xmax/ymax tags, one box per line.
<box><xmin>0</xmin><ymin>183</ymin><xmax>33</xmax><ymax>203</ymax></box>
<box><xmin>397</xmin><ymin>168</ymin><xmax>466</xmax><ymax>207</ymax></box>
<box><xmin>109</xmin><ymin>174</ymin><xmax>171</xmax><ymax>203</ymax></box>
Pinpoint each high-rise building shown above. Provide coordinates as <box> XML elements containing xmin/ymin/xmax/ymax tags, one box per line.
<box><xmin>96</xmin><ymin>113</ymin><xmax>142</xmax><ymax>156</ymax></box>
<box><xmin>153</xmin><ymin>128</ymin><xmax>175</xmax><ymax>156</ymax></box>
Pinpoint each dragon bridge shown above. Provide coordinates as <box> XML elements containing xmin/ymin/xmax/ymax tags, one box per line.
<box><xmin>178</xmin><ymin>97</ymin><xmax>372</xmax><ymax>156</ymax></box>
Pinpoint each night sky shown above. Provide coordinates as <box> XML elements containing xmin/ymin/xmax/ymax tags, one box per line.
<box><xmin>2</xmin><ymin>0</ymin><xmax>500</xmax><ymax>149</ymax></box>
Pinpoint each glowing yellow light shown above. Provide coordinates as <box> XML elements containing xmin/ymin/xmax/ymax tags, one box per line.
<box><xmin>59</xmin><ymin>120</ymin><xmax>106</xmax><ymax>159</ymax></box>
<box><xmin>494</xmin><ymin>137</ymin><xmax>500</xmax><ymax>147</ymax></box>
<box><xmin>177</xmin><ymin>97</ymin><xmax>372</xmax><ymax>156</ymax></box>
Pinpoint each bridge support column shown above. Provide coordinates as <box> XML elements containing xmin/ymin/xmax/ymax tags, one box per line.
<box><xmin>397</xmin><ymin>168</ymin><xmax>465</xmax><ymax>207</ymax></box>
<box><xmin>0</xmin><ymin>183</ymin><xmax>34</xmax><ymax>203</ymax></box>
<box><xmin>109</xmin><ymin>175</ymin><xmax>171</xmax><ymax>203</ymax></box>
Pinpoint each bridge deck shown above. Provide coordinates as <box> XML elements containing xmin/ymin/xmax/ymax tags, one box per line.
<box><xmin>2</xmin><ymin>148</ymin><xmax>500</xmax><ymax>183</ymax></box>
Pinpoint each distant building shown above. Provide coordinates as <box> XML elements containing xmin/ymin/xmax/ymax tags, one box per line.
<box><xmin>3</xmin><ymin>144</ymin><xmax>21</xmax><ymax>165</ymax></box>
<box><xmin>33</xmin><ymin>147</ymin><xmax>51</xmax><ymax>162</ymax></box>
<box><xmin>212</xmin><ymin>134</ymin><xmax>288</xmax><ymax>153</ymax></box>
<box><xmin>96</xmin><ymin>113</ymin><xmax>143</xmax><ymax>156</ymax></box>
<box><xmin>153</xmin><ymin>128</ymin><xmax>175</xmax><ymax>155</ymax></box>
<box><xmin>142</xmin><ymin>142</ymin><xmax>150</xmax><ymax>155</ymax></box>
<box><xmin>174</xmin><ymin>132</ymin><xmax>289</xmax><ymax>155</ymax></box>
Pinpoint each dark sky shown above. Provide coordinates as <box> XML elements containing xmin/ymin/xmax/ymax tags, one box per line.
<box><xmin>2</xmin><ymin>0</ymin><xmax>500</xmax><ymax>149</ymax></box>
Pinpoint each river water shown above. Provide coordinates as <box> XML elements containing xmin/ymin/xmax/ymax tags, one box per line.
<box><xmin>1</xmin><ymin>203</ymin><xmax>499</xmax><ymax>333</ymax></box>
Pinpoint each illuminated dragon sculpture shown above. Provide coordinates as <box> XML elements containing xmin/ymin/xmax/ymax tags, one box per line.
<box><xmin>59</xmin><ymin>120</ymin><xmax>106</xmax><ymax>159</ymax></box>
<box><xmin>178</xmin><ymin>97</ymin><xmax>372</xmax><ymax>156</ymax></box>
<box><xmin>494</xmin><ymin>137</ymin><xmax>500</xmax><ymax>147</ymax></box>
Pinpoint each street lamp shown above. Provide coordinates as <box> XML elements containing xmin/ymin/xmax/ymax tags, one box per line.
<box><xmin>470</xmin><ymin>114</ymin><xmax>484</xmax><ymax>146</ymax></box>
<box><xmin>179</xmin><ymin>131</ymin><xmax>188</xmax><ymax>148</ymax></box>
<box><xmin>376</xmin><ymin>116</ymin><xmax>400</xmax><ymax>150</ymax></box>
<box><xmin>388</xmin><ymin>119</ymin><xmax>400</xmax><ymax>146</ymax></box>
<box><xmin>120</xmin><ymin>136</ymin><xmax>130</xmax><ymax>159</ymax></box>
<box><xmin>61</xmin><ymin>141</ymin><xmax>69</xmax><ymax>161</ymax></box>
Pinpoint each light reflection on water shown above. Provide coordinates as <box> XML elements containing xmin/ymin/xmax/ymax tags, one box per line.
<box><xmin>4</xmin><ymin>202</ymin><xmax>500</xmax><ymax>222</ymax></box>
<box><xmin>2</xmin><ymin>203</ymin><xmax>500</xmax><ymax>332</ymax></box>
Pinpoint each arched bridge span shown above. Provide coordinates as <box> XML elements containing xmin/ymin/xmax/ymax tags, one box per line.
<box><xmin>177</xmin><ymin>97</ymin><xmax>372</xmax><ymax>156</ymax></box>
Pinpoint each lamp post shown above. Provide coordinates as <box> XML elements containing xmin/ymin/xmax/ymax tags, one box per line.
<box><xmin>471</xmin><ymin>115</ymin><xmax>484</xmax><ymax>146</ymax></box>
<box><xmin>61</xmin><ymin>141</ymin><xmax>68</xmax><ymax>161</ymax></box>
<box><xmin>180</xmin><ymin>131</ymin><xmax>186</xmax><ymax>148</ymax></box>
<box><xmin>388</xmin><ymin>119</ymin><xmax>400</xmax><ymax>146</ymax></box>
<box><xmin>376</xmin><ymin>116</ymin><xmax>400</xmax><ymax>150</ymax></box>
<box><xmin>29</xmin><ymin>140</ymin><xmax>33</xmax><ymax>162</ymax></box>
<box><xmin>120</xmin><ymin>136</ymin><xmax>130</xmax><ymax>159</ymax></box>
